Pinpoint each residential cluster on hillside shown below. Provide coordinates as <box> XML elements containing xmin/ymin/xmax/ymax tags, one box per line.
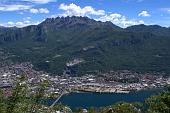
<box><xmin>66</xmin><ymin>58</ymin><xmax>85</xmax><ymax>67</ymax></box>
<box><xmin>0</xmin><ymin>63</ymin><xmax>170</xmax><ymax>96</ymax></box>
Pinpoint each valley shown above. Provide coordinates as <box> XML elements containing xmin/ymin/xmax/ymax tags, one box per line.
<box><xmin>0</xmin><ymin>16</ymin><xmax>170</xmax><ymax>75</ymax></box>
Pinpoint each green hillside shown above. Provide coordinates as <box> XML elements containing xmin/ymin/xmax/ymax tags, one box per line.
<box><xmin>0</xmin><ymin>16</ymin><xmax>170</xmax><ymax>75</ymax></box>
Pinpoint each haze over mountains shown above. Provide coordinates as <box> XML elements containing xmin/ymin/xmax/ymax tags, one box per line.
<box><xmin>0</xmin><ymin>16</ymin><xmax>170</xmax><ymax>75</ymax></box>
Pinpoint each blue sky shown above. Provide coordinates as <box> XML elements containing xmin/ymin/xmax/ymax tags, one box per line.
<box><xmin>0</xmin><ymin>0</ymin><xmax>170</xmax><ymax>28</ymax></box>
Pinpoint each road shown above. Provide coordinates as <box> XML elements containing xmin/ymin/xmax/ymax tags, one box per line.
<box><xmin>50</xmin><ymin>91</ymin><xmax>66</xmax><ymax>108</ymax></box>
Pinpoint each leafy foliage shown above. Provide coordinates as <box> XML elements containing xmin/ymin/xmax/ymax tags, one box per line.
<box><xmin>0</xmin><ymin>75</ymin><xmax>69</xmax><ymax>113</ymax></box>
<box><xmin>146</xmin><ymin>86</ymin><xmax>170</xmax><ymax>113</ymax></box>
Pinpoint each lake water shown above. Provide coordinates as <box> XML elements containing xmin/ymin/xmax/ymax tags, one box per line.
<box><xmin>49</xmin><ymin>88</ymin><xmax>163</xmax><ymax>110</ymax></box>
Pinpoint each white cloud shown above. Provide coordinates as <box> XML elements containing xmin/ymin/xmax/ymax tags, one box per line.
<box><xmin>25</xmin><ymin>17</ymin><xmax>31</xmax><ymax>20</ymax></box>
<box><xmin>30</xmin><ymin>8</ymin><xmax>49</xmax><ymax>14</ymax></box>
<box><xmin>6</xmin><ymin>21</ymin><xmax>23</xmax><ymax>27</ymax></box>
<box><xmin>0</xmin><ymin>3</ymin><xmax>145</xmax><ymax>28</ymax></box>
<box><xmin>57</xmin><ymin>3</ymin><xmax>144</xmax><ymax>28</ymax></box>
<box><xmin>4</xmin><ymin>17</ymin><xmax>41</xmax><ymax>28</ymax></box>
<box><xmin>97</xmin><ymin>13</ymin><xmax>144</xmax><ymax>28</ymax></box>
<box><xmin>30</xmin><ymin>8</ymin><xmax>39</xmax><ymax>13</ymax></box>
<box><xmin>22</xmin><ymin>0</ymin><xmax>56</xmax><ymax>4</ymax></box>
<box><xmin>138</xmin><ymin>11</ymin><xmax>150</xmax><ymax>17</ymax></box>
<box><xmin>0</xmin><ymin>5</ymin><xmax>31</xmax><ymax>11</ymax></box>
<box><xmin>160</xmin><ymin>8</ymin><xmax>170</xmax><ymax>14</ymax></box>
<box><xmin>7</xmin><ymin>21</ymin><xmax>15</xmax><ymax>27</ymax></box>
<box><xmin>5</xmin><ymin>21</ymin><xmax>40</xmax><ymax>28</ymax></box>
<box><xmin>39</xmin><ymin>8</ymin><xmax>49</xmax><ymax>13</ymax></box>
<box><xmin>16</xmin><ymin>22</ymin><xmax>24</xmax><ymax>27</ymax></box>
<box><xmin>24</xmin><ymin>20</ymin><xmax>31</xmax><ymax>24</ymax></box>
<box><xmin>59</xmin><ymin>3</ymin><xmax>105</xmax><ymax>17</ymax></box>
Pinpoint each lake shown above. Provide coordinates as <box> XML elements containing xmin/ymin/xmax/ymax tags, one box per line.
<box><xmin>49</xmin><ymin>88</ymin><xmax>163</xmax><ymax>110</ymax></box>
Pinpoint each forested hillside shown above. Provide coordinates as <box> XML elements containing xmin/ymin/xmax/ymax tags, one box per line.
<box><xmin>0</xmin><ymin>16</ymin><xmax>170</xmax><ymax>75</ymax></box>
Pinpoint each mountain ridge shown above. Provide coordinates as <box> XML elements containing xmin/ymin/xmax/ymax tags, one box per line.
<box><xmin>0</xmin><ymin>16</ymin><xmax>170</xmax><ymax>75</ymax></box>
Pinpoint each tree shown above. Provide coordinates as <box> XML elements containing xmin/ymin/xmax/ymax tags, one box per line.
<box><xmin>102</xmin><ymin>102</ymin><xmax>141</xmax><ymax>113</ymax></box>
<box><xmin>146</xmin><ymin>86</ymin><xmax>170</xmax><ymax>113</ymax></box>
<box><xmin>0</xmin><ymin>75</ymin><xmax>69</xmax><ymax>113</ymax></box>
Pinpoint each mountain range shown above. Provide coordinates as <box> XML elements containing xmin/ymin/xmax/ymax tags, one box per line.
<box><xmin>0</xmin><ymin>16</ymin><xmax>170</xmax><ymax>75</ymax></box>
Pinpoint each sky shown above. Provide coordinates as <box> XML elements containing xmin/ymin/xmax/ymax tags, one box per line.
<box><xmin>0</xmin><ymin>0</ymin><xmax>170</xmax><ymax>28</ymax></box>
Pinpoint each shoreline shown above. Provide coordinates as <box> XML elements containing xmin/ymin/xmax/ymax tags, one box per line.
<box><xmin>49</xmin><ymin>87</ymin><xmax>164</xmax><ymax>110</ymax></box>
<box><xmin>69</xmin><ymin>86</ymin><xmax>165</xmax><ymax>94</ymax></box>
<box><xmin>57</xmin><ymin>87</ymin><xmax>164</xmax><ymax>98</ymax></box>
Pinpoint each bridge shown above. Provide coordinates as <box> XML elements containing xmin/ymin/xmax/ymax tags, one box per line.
<box><xmin>50</xmin><ymin>91</ymin><xmax>66</xmax><ymax>108</ymax></box>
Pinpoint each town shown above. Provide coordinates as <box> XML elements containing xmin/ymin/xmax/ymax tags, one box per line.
<box><xmin>0</xmin><ymin>62</ymin><xmax>170</xmax><ymax>97</ymax></box>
